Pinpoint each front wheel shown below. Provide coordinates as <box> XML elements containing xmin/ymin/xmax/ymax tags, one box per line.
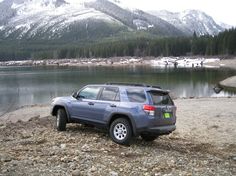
<box><xmin>141</xmin><ymin>133</ymin><xmax>158</xmax><ymax>142</ymax></box>
<box><xmin>109</xmin><ymin>118</ymin><xmax>132</xmax><ymax>145</ymax></box>
<box><xmin>56</xmin><ymin>109</ymin><xmax>67</xmax><ymax>131</ymax></box>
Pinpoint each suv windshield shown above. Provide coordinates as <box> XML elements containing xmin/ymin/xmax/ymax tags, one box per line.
<box><xmin>149</xmin><ymin>91</ymin><xmax>173</xmax><ymax>105</ymax></box>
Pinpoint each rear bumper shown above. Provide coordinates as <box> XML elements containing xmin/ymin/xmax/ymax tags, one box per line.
<box><xmin>137</xmin><ymin>125</ymin><xmax>176</xmax><ymax>135</ymax></box>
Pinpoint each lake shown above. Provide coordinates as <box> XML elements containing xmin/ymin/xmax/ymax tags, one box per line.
<box><xmin>0</xmin><ymin>65</ymin><xmax>236</xmax><ymax>115</ymax></box>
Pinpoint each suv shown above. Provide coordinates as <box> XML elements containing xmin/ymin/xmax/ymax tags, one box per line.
<box><xmin>51</xmin><ymin>83</ymin><xmax>176</xmax><ymax>145</ymax></box>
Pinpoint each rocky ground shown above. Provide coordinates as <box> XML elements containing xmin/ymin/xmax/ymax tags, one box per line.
<box><xmin>0</xmin><ymin>98</ymin><xmax>236</xmax><ymax>176</ymax></box>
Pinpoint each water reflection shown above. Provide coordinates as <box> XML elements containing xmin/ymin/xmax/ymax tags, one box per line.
<box><xmin>0</xmin><ymin>65</ymin><xmax>235</xmax><ymax>114</ymax></box>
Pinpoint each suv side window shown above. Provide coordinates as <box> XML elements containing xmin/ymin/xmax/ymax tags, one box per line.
<box><xmin>78</xmin><ymin>86</ymin><xmax>101</xmax><ymax>100</ymax></box>
<box><xmin>126</xmin><ymin>88</ymin><xmax>146</xmax><ymax>103</ymax></box>
<box><xmin>99</xmin><ymin>87</ymin><xmax>120</xmax><ymax>101</ymax></box>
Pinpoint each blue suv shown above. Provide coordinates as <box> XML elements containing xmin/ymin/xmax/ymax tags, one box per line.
<box><xmin>51</xmin><ymin>83</ymin><xmax>176</xmax><ymax>145</ymax></box>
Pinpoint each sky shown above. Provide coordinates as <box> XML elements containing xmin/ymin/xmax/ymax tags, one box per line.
<box><xmin>119</xmin><ymin>0</ymin><xmax>236</xmax><ymax>26</ymax></box>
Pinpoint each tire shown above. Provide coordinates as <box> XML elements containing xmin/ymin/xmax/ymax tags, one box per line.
<box><xmin>109</xmin><ymin>118</ymin><xmax>132</xmax><ymax>145</ymax></box>
<box><xmin>56</xmin><ymin>109</ymin><xmax>67</xmax><ymax>131</ymax></box>
<box><xmin>141</xmin><ymin>133</ymin><xmax>158</xmax><ymax>142</ymax></box>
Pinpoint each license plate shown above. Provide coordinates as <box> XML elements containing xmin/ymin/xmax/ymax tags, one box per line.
<box><xmin>164</xmin><ymin>112</ymin><xmax>171</xmax><ymax>119</ymax></box>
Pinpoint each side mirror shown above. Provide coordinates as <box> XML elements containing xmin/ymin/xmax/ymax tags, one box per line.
<box><xmin>72</xmin><ymin>92</ymin><xmax>78</xmax><ymax>99</ymax></box>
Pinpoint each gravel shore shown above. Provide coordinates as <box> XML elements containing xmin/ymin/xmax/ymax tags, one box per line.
<box><xmin>205</xmin><ymin>57</ymin><xmax>236</xmax><ymax>70</ymax></box>
<box><xmin>0</xmin><ymin>98</ymin><xmax>236</xmax><ymax>175</ymax></box>
<box><xmin>219</xmin><ymin>76</ymin><xmax>236</xmax><ymax>91</ymax></box>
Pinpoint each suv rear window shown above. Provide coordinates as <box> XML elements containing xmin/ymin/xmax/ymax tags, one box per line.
<box><xmin>126</xmin><ymin>88</ymin><xmax>146</xmax><ymax>103</ymax></box>
<box><xmin>149</xmin><ymin>91</ymin><xmax>173</xmax><ymax>105</ymax></box>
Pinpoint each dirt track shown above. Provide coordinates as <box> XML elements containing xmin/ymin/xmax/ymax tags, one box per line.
<box><xmin>0</xmin><ymin>98</ymin><xmax>236</xmax><ymax>175</ymax></box>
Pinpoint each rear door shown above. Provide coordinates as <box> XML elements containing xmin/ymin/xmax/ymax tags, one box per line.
<box><xmin>95</xmin><ymin>86</ymin><xmax>120</xmax><ymax>121</ymax></box>
<box><xmin>148</xmin><ymin>91</ymin><xmax>176</xmax><ymax>126</ymax></box>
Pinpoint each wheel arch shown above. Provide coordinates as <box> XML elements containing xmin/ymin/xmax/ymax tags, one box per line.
<box><xmin>108</xmin><ymin>113</ymin><xmax>137</xmax><ymax>136</ymax></box>
<box><xmin>51</xmin><ymin>105</ymin><xmax>71</xmax><ymax>123</ymax></box>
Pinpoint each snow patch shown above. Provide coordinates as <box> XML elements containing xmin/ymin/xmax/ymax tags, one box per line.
<box><xmin>133</xmin><ymin>19</ymin><xmax>150</xmax><ymax>30</ymax></box>
<box><xmin>150</xmin><ymin>57</ymin><xmax>220</xmax><ymax>68</ymax></box>
<box><xmin>11</xmin><ymin>3</ymin><xmax>22</xmax><ymax>9</ymax></box>
<box><xmin>148</xmin><ymin>24</ymin><xmax>154</xmax><ymax>28</ymax></box>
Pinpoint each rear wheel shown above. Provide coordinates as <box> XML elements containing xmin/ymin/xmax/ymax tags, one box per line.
<box><xmin>56</xmin><ymin>109</ymin><xmax>67</xmax><ymax>131</ymax></box>
<box><xmin>141</xmin><ymin>133</ymin><xmax>158</xmax><ymax>142</ymax></box>
<box><xmin>109</xmin><ymin>118</ymin><xmax>132</xmax><ymax>145</ymax></box>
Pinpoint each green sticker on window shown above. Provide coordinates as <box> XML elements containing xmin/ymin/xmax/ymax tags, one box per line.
<box><xmin>164</xmin><ymin>113</ymin><xmax>171</xmax><ymax>118</ymax></box>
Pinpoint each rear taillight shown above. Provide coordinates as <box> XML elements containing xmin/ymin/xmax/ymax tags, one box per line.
<box><xmin>143</xmin><ymin>105</ymin><xmax>155</xmax><ymax>116</ymax></box>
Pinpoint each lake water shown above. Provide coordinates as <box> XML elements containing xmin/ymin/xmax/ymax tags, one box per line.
<box><xmin>0</xmin><ymin>65</ymin><xmax>236</xmax><ymax>115</ymax></box>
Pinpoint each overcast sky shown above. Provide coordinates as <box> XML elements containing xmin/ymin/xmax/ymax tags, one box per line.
<box><xmin>119</xmin><ymin>0</ymin><xmax>236</xmax><ymax>26</ymax></box>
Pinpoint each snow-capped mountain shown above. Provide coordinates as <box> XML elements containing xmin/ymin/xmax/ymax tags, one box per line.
<box><xmin>217</xmin><ymin>22</ymin><xmax>232</xmax><ymax>30</ymax></box>
<box><xmin>149</xmin><ymin>10</ymin><xmax>225</xmax><ymax>36</ymax></box>
<box><xmin>0</xmin><ymin>0</ymin><xmax>185</xmax><ymax>40</ymax></box>
<box><xmin>0</xmin><ymin>0</ymin><xmax>126</xmax><ymax>40</ymax></box>
<box><xmin>0</xmin><ymin>0</ymin><xmax>229</xmax><ymax>40</ymax></box>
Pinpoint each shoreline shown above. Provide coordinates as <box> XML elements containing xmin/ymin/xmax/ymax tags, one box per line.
<box><xmin>1</xmin><ymin>56</ymin><xmax>236</xmax><ymax>69</ymax></box>
<box><xmin>1</xmin><ymin>97</ymin><xmax>236</xmax><ymax>146</ymax></box>
<box><xmin>0</xmin><ymin>97</ymin><xmax>235</xmax><ymax>175</ymax></box>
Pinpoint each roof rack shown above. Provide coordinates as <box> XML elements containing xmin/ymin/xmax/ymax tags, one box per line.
<box><xmin>105</xmin><ymin>82</ymin><xmax>162</xmax><ymax>89</ymax></box>
<box><xmin>106</xmin><ymin>82</ymin><xmax>149</xmax><ymax>87</ymax></box>
<box><xmin>151</xmin><ymin>85</ymin><xmax>162</xmax><ymax>89</ymax></box>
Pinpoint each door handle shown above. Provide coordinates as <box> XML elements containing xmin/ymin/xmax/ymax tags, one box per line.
<box><xmin>88</xmin><ymin>102</ymin><xmax>94</xmax><ymax>105</ymax></box>
<box><xmin>110</xmin><ymin>104</ymin><xmax>116</xmax><ymax>107</ymax></box>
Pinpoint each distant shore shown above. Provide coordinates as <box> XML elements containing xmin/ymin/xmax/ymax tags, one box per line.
<box><xmin>205</xmin><ymin>57</ymin><xmax>236</xmax><ymax>70</ymax></box>
<box><xmin>1</xmin><ymin>56</ymin><xmax>236</xmax><ymax>69</ymax></box>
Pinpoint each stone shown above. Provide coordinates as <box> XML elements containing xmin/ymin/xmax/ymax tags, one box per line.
<box><xmin>71</xmin><ymin>170</ymin><xmax>81</xmax><ymax>176</ymax></box>
<box><xmin>231</xmin><ymin>156</ymin><xmax>236</xmax><ymax>161</ymax></box>
<box><xmin>0</xmin><ymin>155</ymin><xmax>12</xmax><ymax>162</ymax></box>
<box><xmin>60</xmin><ymin>144</ymin><xmax>66</xmax><ymax>149</ymax></box>
<box><xmin>52</xmin><ymin>146</ymin><xmax>60</xmax><ymax>150</ymax></box>
<box><xmin>81</xmin><ymin>144</ymin><xmax>90</xmax><ymax>152</ymax></box>
<box><xmin>110</xmin><ymin>171</ymin><xmax>118</xmax><ymax>176</ymax></box>
<box><xmin>90</xmin><ymin>166</ymin><xmax>97</xmax><ymax>172</ymax></box>
<box><xmin>0</xmin><ymin>125</ymin><xmax>6</xmax><ymax>129</ymax></box>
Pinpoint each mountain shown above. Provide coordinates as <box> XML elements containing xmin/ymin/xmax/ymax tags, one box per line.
<box><xmin>217</xmin><ymin>22</ymin><xmax>232</xmax><ymax>30</ymax></box>
<box><xmin>0</xmin><ymin>0</ymin><xmax>229</xmax><ymax>41</ymax></box>
<box><xmin>0</xmin><ymin>0</ymin><xmax>184</xmax><ymax>40</ymax></box>
<box><xmin>0</xmin><ymin>0</ymin><xmax>126</xmax><ymax>40</ymax></box>
<box><xmin>149</xmin><ymin>10</ymin><xmax>225</xmax><ymax>36</ymax></box>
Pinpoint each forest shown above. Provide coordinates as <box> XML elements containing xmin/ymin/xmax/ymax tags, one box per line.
<box><xmin>0</xmin><ymin>28</ymin><xmax>235</xmax><ymax>61</ymax></box>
